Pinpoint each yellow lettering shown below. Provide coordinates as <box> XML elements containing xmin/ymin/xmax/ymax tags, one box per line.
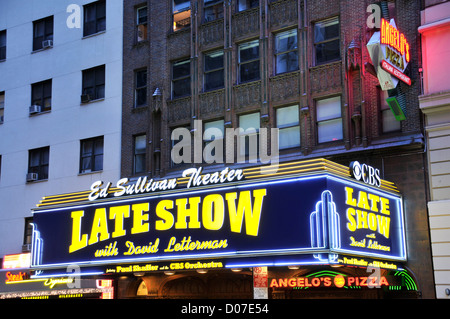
<box><xmin>175</xmin><ymin>197</ymin><xmax>201</xmax><ymax>229</ymax></box>
<box><xmin>357</xmin><ymin>210</ymin><xmax>368</xmax><ymax>229</ymax></box>
<box><xmin>88</xmin><ymin>208</ymin><xmax>110</xmax><ymax>245</ymax></box>
<box><xmin>377</xmin><ymin>215</ymin><xmax>391</xmax><ymax>238</ymax></box>
<box><xmin>346</xmin><ymin>207</ymin><xmax>357</xmax><ymax>232</ymax></box>
<box><xmin>380</xmin><ymin>197</ymin><xmax>390</xmax><ymax>215</ymax></box>
<box><xmin>131</xmin><ymin>203</ymin><xmax>150</xmax><ymax>234</ymax></box>
<box><xmin>345</xmin><ymin>187</ymin><xmax>357</xmax><ymax>206</ymax></box>
<box><xmin>109</xmin><ymin>205</ymin><xmax>130</xmax><ymax>238</ymax></box>
<box><xmin>202</xmin><ymin>194</ymin><xmax>225</xmax><ymax>231</ymax></box>
<box><xmin>69</xmin><ymin>210</ymin><xmax>88</xmax><ymax>253</ymax></box>
<box><xmin>226</xmin><ymin>189</ymin><xmax>266</xmax><ymax>236</ymax></box>
<box><xmin>368</xmin><ymin>194</ymin><xmax>380</xmax><ymax>212</ymax></box>
<box><xmin>155</xmin><ymin>200</ymin><xmax>175</xmax><ymax>231</ymax></box>
<box><xmin>357</xmin><ymin>191</ymin><xmax>370</xmax><ymax>210</ymax></box>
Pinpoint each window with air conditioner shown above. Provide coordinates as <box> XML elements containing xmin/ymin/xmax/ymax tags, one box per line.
<box><xmin>28</xmin><ymin>146</ymin><xmax>49</xmax><ymax>181</ymax></box>
<box><xmin>33</xmin><ymin>16</ymin><xmax>53</xmax><ymax>51</ymax></box>
<box><xmin>31</xmin><ymin>79</ymin><xmax>52</xmax><ymax>113</ymax></box>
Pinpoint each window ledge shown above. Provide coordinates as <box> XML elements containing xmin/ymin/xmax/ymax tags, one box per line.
<box><xmin>29</xmin><ymin>110</ymin><xmax>51</xmax><ymax>117</ymax></box>
<box><xmin>82</xmin><ymin>30</ymin><xmax>106</xmax><ymax>40</ymax></box>
<box><xmin>78</xmin><ymin>170</ymin><xmax>103</xmax><ymax>177</ymax></box>
<box><xmin>81</xmin><ymin>97</ymin><xmax>105</xmax><ymax>105</ymax></box>
<box><xmin>31</xmin><ymin>46</ymin><xmax>53</xmax><ymax>54</ymax></box>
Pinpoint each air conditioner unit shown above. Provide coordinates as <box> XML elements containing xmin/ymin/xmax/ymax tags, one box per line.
<box><xmin>42</xmin><ymin>39</ymin><xmax>53</xmax><ymax>48</ymax></box>
<box><xmin>22</xmin><ymin>244</ymin><xmax>32</xmax><ymax>252</ymax></box>
<box><xmin>26</xmin><ymin>172</ymin><xmax>39</xmax><ymax>182</ymax></box>
<box><xmin>29</xmin><ymin>105</ymin><xmax>41</xmax><ymax>115</ymax></box>
<box><xmin>81</xmin><ymin>94</ymin><xmax>91</xmax><ymax>103</ymax></box>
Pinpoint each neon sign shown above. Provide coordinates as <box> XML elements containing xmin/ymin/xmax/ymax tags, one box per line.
<box><xmin>380</xmin><ymin>18</ymin><xmax>410</xmax><ymax>63</ymax></box>
<box><xmin>367</xmin><ymin>18</ymin><xmax>411</xmax><ymax>90</ymax></box>
<box><xmin>269</xmin><ymin>275</ymin><xmax>389</xmax><ymax>288</ymax></box>
<box><xmin>31</xmin><ymin>161</ymin><xmax>406</xmax><ymax>271</ymax></box>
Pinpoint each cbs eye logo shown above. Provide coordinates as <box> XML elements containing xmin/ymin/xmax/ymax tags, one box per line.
<box><xmin>350</xmin><ymin>161</ymin><xmax>381</xmax><ymax>188</ymax></box>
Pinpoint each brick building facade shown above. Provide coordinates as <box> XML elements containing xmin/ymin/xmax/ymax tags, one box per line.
<box><xmin>120</xmin><ymin>0</ymin><xmax>435</xmax><ymax>298</ymax></box>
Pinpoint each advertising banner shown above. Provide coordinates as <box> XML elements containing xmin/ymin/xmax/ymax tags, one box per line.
<box><xmin>31</xmin><ymin>171</ymin><xmax>406</xmax><ymax>271</ymax></box>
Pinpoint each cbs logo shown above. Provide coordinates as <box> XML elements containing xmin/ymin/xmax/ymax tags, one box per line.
<box><xmin>350</xmin><ymin>161</ymin><xmax>381</xmax><ymax>187</ymax></box>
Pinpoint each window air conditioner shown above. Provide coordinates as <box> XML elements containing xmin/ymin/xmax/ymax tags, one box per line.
<box><xmin>22</xmin><ymin>244</ymin><xmax>32</xmax><ymax>252</ymax></box>
<box><xmin>42</xmin><ymin>39</ymin><xmax>53</xmax><ymax>48</ymax></box>
<box><xmin>81</xmin><ymin>94</ymin><xmax>91</xmax><ymax>103</ymax></box>
<box><xmin>29</xmin><ymin>105</ymin><xmax>41</xmax><ymax>114</ymax></box>
<box><xmin>26</xmin><ymin>172</ymin><xmax>39</xmax><ymax>182</ymax></box>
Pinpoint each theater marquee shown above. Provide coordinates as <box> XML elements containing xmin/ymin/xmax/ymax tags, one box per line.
<box><xmin>30</xmin><ymin>159</ymin><xmax>406</xmax><ymax>276</ymax></box>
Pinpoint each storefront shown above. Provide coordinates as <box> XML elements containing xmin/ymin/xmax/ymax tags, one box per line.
<box><xmin>26</xmin><ymin>158</ymin><xmax>418</xmax><ymax>299</ymax></box>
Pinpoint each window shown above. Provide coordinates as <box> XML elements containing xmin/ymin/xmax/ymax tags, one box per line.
<box><xmin>204</xmin><ymin>51</ymin><xmax>224</xmax><ymax>91</ymax></box>
<box><xmin>275</xmin><ymin>29</ymin><xmax>298</xmax><ymax>74</ymax></box>
<box><xmin>0</xmin><ymin>30</ymin><xmax>6</xmax><ymax>60</ymax></box>
<box><xmin>23</xmin><ymin>217</ymin><xmax>34</xmax><ymax>248</ymax></box>
<box><xmin>82</xmin><ymin>65</ymin><xmax>105</xmax><ymax>101</ymax></box>
<box><xmin>33</xmin><ymin>16</ymin><xmax>53</xmax><ymax>51</ymax></box>
<box><xmin>31</xmin><ymin>79</ymin><xmax>52</xmax><ymax>113</ymax></box>
<box><xmin>238</xmin><ymin>40</ymin><xmax>260</xmax><ymax>83</ymax></box>
<box><xmin>134</xmin><ymin>135</ymin><xmax>146</xmax><ymax>174</ymax></box>
<box><xmin>80</xmin><ymin>136</ymin><xmax>104</xmax><ymax>173</ymax></box>
<box><xmin>173</xmin><ymin>0</ymin><xmax>191</xmax><ymax>31</ymax></box>
<box><xmin>172</xmin><ymin>59</ymin><xmax>190</xmax><ymax>98</ymax></box>
<box><xmin>379</xmin><ymin>88</ymin><xmax>401</xmax><ymax>133</ymax></box>
<box><xmin>238</xmin><ymin>0</ymin><xmax>259</xmax><ymax>11</ymax></box>
<box><xmin>239</xmin><ymin>112</ymin><xmax>260</xmax><ymax>159</ymax></box>
<box><xmin>136</xmin><ymin>6</ymin><xmax>148</xmax><ymax>42</ymax></box>
<box><xmin>84</xmin><ymin>0</ymin><xmax>106</xmax><ymax>37</ymax></box>
<box><xmin>204</xmin><ymin>120</ymin><xmax>224</xmax><ymax>163</ymax></box>
<box><xmin>204</xmin><ymin>0</ymin><xmax>223</xmax><ymax>22</ymax></box>
<box><xmin>0</xmin><ymin>91</ymin><xmax>4</xmax><ymax>124</ymax></box>
<box><xmin>277</xmin><ymin>105</ymin><xmax>300</xmax><ymax>149</ymax></box>
<box><xmin>314</xmin><ymin>17</ymin><xmax>340</xmax><ymax>65</ymax></box>
<box><xmin>135</xmin><ymin>69</ymin><xmax>147</xmax><ymax>107</ymax></box>
<box><xmin>28</xmin><ymin>147</ymin><xmax>49</xmax><ymax>181</ymax></box>
<box><xmin>316</xmin><ymin>96</ymin><xmax>343</xmax><ymax>143</ymax></box>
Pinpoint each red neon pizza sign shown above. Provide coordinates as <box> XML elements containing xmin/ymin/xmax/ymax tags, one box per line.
<box><xmin>380</xmin><ymin>18</ymin><xmax>410</xmax><ymax>63</ymax></box>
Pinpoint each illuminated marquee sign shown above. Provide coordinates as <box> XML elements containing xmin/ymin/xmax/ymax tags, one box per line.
<box><xmin>367</xmin><ymin>18</ymin><xmax>411</xmax><ymax>90</ymax></box>
<box><xmin>31</xmin><ymin>161</ymin><xmax>406</xmax><ymax>272</ymax></box>
<box><xmin>269</xmin><ymin>269</ymin><xmax>418</xmax><ymax>291</ymax></box>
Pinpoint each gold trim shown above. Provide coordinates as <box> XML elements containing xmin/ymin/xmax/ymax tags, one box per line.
<box><xmin>36</xmin><ymin>158</ymin><xmax>398</xmax><ymax>208</ymax></box>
